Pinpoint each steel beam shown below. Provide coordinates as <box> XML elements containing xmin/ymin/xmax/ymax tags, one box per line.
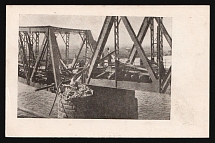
<box><xmin>35</xmin><ymin>32</ymin><xmax>39</xmax><ymax>56</ymax></box>
<box><xmin>25</xmin><ymin>33</ymin><xmax>35</xmax><ymax>62</ymax></box>
<box><xmin>97</xmin><ymin>50</ymin><xmax>115</xmax><ymax>65</ymax></box>
<box><xmin>157</xmin><ymin>19</ymin><xmax>161</xmax><ymax>92</ymax></box>
<box><xmin>88</xmin><ymin>79</ymin><xmax>157</xmax><ymax>92</ymax></box>
<box><xmin>161</xmin><ymin>66</ymin><xmax>171</xmax><ymax>86</ymax></box>
<box><xmin>45</xmin><ymin>42</ymin><xmax>50</xmax><ymax>71</ymax></box>
<box><xmin>19</xmin><ymin>32</ymin><xmax>30</xmax><ymax>84</ymax></box>
<box><xmin>79</xmin><ymin>33</ymin><xmax>85</xmax><ymax>42</ymax></box>
<box><xmin>86</xmin><ymin>16</ymin><xmax>115</xmax><ymax>84</ymax></box>
<box><xmin>19</xmin><ymin>27</ymin><xmax>48</xmax><ymax>33</ymax></box>
<box><xmin>161</xmin><ymin>66</ymin><xmax>171</xmax><ymax>93</ymax></box>
<box><xmin>71</xmin><ymin>39</ymin><xmax>86</xmax><ymax>69</ymax></box>
<box><xmin>19</xmin><ymin>26</ymin><xmax>87</xmax><ymax>34</ymax></box>
<box><xmin>154</xmin><ymin>17</ymin><xmax>172</xmax><ymax>48</ymax></box>
<box><xmin>114</xmin><ymin>16</ymin><xmax>119</xmax><ymax>87</ymax></box>
<box><xmin>30</xmin><ymin>35</ymin><xmax>48</xmax><ymax>82</ymax></box>
<box><xmin>160</xmin><ymin>18</ymin><xmax>164</xmax><ymax>64</ymax></box>
<box><xmin>65</xmin><ymin>33</ymin><xmax>70</xmax><ymax>64</ymax></box>
<box><xmin>121</xmin><ymin>16</ymin><xmax>157</xmax><ymax>82</ymax></box>
<box><xmin>60</xmin><ymin>59</ymin><xmax>68</xmax><ymax>70</ymax></box>
<box><xmin>85</xmin><ymin>31</ymin><xmax>88</xmax><ymax>64</ymax></box>
<box><xmin>48</xmin><ymin>27</ymin><xmax>61</xmax><ymax>88</ymax></box>
<box><xmin>87</xmin><ymin>30</ymin><xmax>96</xmax><ymax>51</ymax></box>
<box><xmin>150</xmin><ymin>18</ymin><xmax>155</xmax><ymax>61</ymax></box>
<box><xmin>128</xmin><ymin>17</ymin><xmax>151</xmax><ymax>64</ymax></box>
<box><xmin>85</xmin><ymin>32</ymin><xmax>94</xmax><ymax>53</ymax></box>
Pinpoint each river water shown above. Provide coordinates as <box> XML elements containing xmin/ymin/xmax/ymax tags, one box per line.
<box><xmin>17</xmin><ymin>82</ymin><xmax>170</xmax><ymax>120</ymax></box>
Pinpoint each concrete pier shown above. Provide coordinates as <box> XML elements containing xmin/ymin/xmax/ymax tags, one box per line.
<box><xmin>58</xmin><ymin>86</ymin><xmax>138</xmax><ymax>119</ymax></box>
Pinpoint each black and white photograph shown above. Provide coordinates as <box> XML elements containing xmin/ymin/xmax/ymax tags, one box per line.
<box><xmin>6</xmin><ymin>5</ymin><xmax>209</xmax><ymax>137</ymax></box>
<box><xmin>17</xmin><ymin>15</ymin><xmax>172</xmax><ymax>119</ymax></box>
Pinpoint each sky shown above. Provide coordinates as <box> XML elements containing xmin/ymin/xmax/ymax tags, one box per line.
<box><xmin>19</xmin><ymin>15</ymin><xmax>172</xmax><ymax>52</ymax></box>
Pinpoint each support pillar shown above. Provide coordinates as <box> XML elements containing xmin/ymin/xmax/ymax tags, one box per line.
<box><xmin>58</xmin><ymin>86</ymin><xmax>138</xmax><ymax>119</ymax></box>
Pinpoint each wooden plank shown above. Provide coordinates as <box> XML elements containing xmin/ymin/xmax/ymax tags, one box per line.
<box><xmin>121</xmin><ymin>16</ymin><xmax>157</xmax><ymax>82</ymax></box>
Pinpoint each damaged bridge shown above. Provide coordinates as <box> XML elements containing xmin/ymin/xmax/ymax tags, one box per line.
<box><xmin>18</xmin><ymin>16</ymin><xmax>172</xmax><ymax>119</ymax></box>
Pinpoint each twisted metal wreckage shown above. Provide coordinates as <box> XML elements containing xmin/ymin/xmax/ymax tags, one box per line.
<box><xmin>18</xmin><ymin>16</ymin><xmax>172</xmax><ymax>118</ymax></box>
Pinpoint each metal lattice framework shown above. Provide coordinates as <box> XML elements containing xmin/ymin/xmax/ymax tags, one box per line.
<box><xmin>18</xmin><ymin>16</ymin><xmax>172</xmax><ymax>93</ymax></box>
<box><xmin>18</xmin><ymin>26</ymin><xmax>96</xmax><ymax>89</ymax></box>
<box><xmin>84</xmin><ymin>16</ymin><xmax>172</xmax><ymax>93</ymax></box>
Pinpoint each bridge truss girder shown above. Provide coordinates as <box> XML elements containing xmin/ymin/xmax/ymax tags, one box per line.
<box><xmin>18</xmin><ymin>26</ymin><xmax>96</xmax><ymax>88</ymax></box>
<box><xmin>18</xmin><ymin>16</ymin><xmax>171</xmax><ymax>93</ymax></box>
<box><xmin>85</xmin><ymin>16</ymin><xmax>172</xmax><ymax>93</ymax></box>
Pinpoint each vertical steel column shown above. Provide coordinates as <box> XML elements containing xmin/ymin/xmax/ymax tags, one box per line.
<box><xmin>154</xmin><ymin>17</ymin><xmax>172</xmax><ymax>49</ymax></box>
<box><xmin>85</xmin><ymin>32</ymin><xmax>88</xmax><ymax>63</ymax></box>
<box><xmin>157</xmin><ymin>17</ymin><xmax>161</xmax><ymax>93</ymax></box>
<box><xmin>30</xmin><ymin>32</ymin><xmax>34</xmax><ymax>45</ymax></box>
<box><xmin>45</xmin><ymin>41</ymin><xmax>50</xmax><ymax>71</ymax></box>
<box><xmin>65</xmin><ymin>33</ymin><xmax>70</xmax><ymax>65</ymax></box>
<box><xmin>18</xmin><ymin>37</ymin><xmax>21</xmax><ymax>60</ymax></box>
<box><xmin>30</xmin><ymin>33</ymin><xmax>48</xmax><ymax>82</ymax></box>
<box><xmin>150</xmin><ymin>18</ymin><xmax>155</xmax><ymax>61</ymax></box>
<box><xmin>19</xmin><ymin>32</ymin><xmax>30</xmax><ymax>85</ymax></box>
<box><xmin>23</xmin><ymin>33</ymin><xmax>27</xmax><ymax>57</ymax></box>
<box><xmin>160</xmin><ymin>17</ymin><xmax>163</xmax><ymax>65</ymax></box>
<box><xmin>24</xmin><ymin>32</ymin><xmax>31</xmax><ymax>76</ymax></box>
<box><xmin>35</xmin><ymin>32</ymin><xmax>39</xmax><ymax>57</ymax></box>
<box><xmin>121</xmin><ymin>16</ymin><xmax>157</xmax><ymax>82</ymax></box>
<box><xmin>25</xmin><ymin>32</ymin><xmax>33</xmax><ymax>71</ymax></box>
<box><xmin>30</xmin><ymin>32</ymin><xmax>35</xmax><ymax>61</ymax></box>
<box><xmin>83</xmin><ymin>32</ymin><xmax>88</xmax><ymax>83</ymax></box>
<box><xmin>25</xmin><ymin>33</ymin><xmax>29</xmax><ymax>69</ymax></box>
<box><xmin>114</xmin><ymin>16</ymin><xmax>119</xmax><ymax>87</ymax></box>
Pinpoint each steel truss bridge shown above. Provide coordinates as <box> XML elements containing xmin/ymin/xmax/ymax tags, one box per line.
<box><xmin>18</xmin><ymin>16</ymin><xmax>171</xmax><ymax>93</ymax></box>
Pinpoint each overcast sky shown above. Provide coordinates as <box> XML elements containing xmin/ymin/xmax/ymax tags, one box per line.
<box><xmin>19</xmin><ymin>15</ymin><xmax>172</xmax><ymax>51</ymax></box>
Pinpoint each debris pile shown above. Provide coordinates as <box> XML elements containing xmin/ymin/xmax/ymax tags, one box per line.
<box><xmin>59</xmin><ymin>80</ymin><xmax>93</xmax><ymax>102</ymax></box>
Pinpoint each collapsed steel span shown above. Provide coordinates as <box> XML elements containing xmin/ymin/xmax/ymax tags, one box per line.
<box><xmin>18</xmin><ymin>16</ymin><xmax>172</xmax><ymax>119</ymax></box>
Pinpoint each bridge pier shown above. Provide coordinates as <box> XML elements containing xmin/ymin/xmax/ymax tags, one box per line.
<box><xmin>58</xmin><ymin>86</ymin><xmax>138</xmax><ymax>119</ymax></box>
